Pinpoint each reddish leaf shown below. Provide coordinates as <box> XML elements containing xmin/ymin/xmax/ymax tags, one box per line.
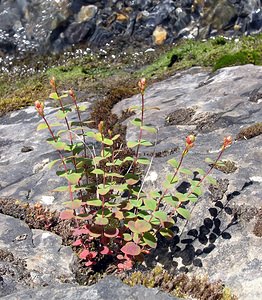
<box><xmin>79</xmin><ymin>249</ymin><xmax>90</xmax><ymax>259</ymax></box>
<box><xmin>104</xmin><ymin>227</ymin><xmax>119</xmax><ymax>238</ymax></box>
<box><xmin>60</xmin><ymin>209</ymin><xmax>74</xmax><ymax>220</ymax></box>
<box><xmin>72</xmin><ymin>228</ymin><xmax>89</xmax><ymax>236</ymax></box>
<box><xmin>72</xmin><ymin>239</ymin><xmax>82</xmax><ymax>246</ymax></box>
<box><xmin>85</xmin><ymin>260</ymin><xmax>95</xmax><ymax>267</ymax></box>
<box><xmin>89</xmin><ymin>251</ymin><xmax>98</xmax><ymax>258</ymax></box>
<box><xmin>117</xmin><ymin>259</ymin><xmax>133</xmax><ymax>270</ymax></box>
<box><xmin>87</xmin><ymin>225</ymin><xmax>103</xmax><ymax>238</ymax></box>
<box><xmin>100</xmin><ymin>246</ymin><xmax>111</xmax><ymax>255</ymax></box>
<box><xmin>121</xmin><ymin>242</ymin><xmax>141</xmax><ymax>256</ymax></box>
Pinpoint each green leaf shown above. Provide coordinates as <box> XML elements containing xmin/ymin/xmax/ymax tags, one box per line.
<box><xmin>144</xmin><ymin>199</ymin><xmax>157</xmax><ymax>211</ymax></box>
<box><xmin>141</xmin><ymin>125</ymin><xmax>157</xmax><ymax>134</ymax></box>
<box><xmin>167</xmin><ymin>158</ymin><xmax>179</xmax><ymax>168</ymax></box>
<box><xmin>195</xmin><ymin>168</ymin><xmax>206</xmax><ymax>175</ymax></box>
<box><xmin>180</xmin><ymin>168</ymin><xmax>193</xmax><ymax>175</ymax></box>
<box><xmin>175</xmin><ymin>192</ymin><xmax>188</xmax><ymax>202</ymax></box>
<box><xmin>140</xmin><ymin>139</ymin><xmax>153</xmax><ymax>146</ymax></box>
<box><xmin>192</xmin><ymin>186</ymin><xmax>202</xmax><ymax>196</ymax></box>
<box><xmin>206</xmin><ymin>175</ymin><xmax>217</xmax><ymax>185</ymax></box>
<box><xmin>91</xmin><ymin>168</ymin><xmax>104</xmax><ymax>175</ymax></box>
<box><xmin>123</xmin><ymin>212</ymin><xmax>136</xmax><ymax>219</ymax></box>
<box><xmin>128</xmin><ymin>220</ymin><xmax>152</xmax><ymax>233</ymax></box>
<box><xmin>123</xmin><ymin>156</ymin><xmax>134</xmax><ymax>162</ymax></box>
<box><xmin>113</xmin><ymin>159</ymin><xmax>123</xmax><ymax>166</ymax></box>
<box><xmin>86</xmin><ymin>199</ymin><xmax>102</xmax><ymax>206</ymax></box>
<box><xmin>112</xmin><ymin>134</ymin><xmax>120</xmax><ymax>141</ymax></box>
<box><xmin>127</xmin><ymin>141</ymin><xmax>139</xmax><ymax>148</ymax></box>
<box><xmin>95</xmin><ymin>216</ymin><xmax>109</xmax><ymax>226</ymax></box>
<box><xmin>98</xmin><ymin>187</ymin><xmax>110</xmax><ymax>195</ymax></box>
<box><xmin>37</xmin><ymin>123</ymin><xmax>48</xmax><ymax>131</ymax></box>
<box><xmin>131</xmin><ymin>118</ymin><xmax>142</xmax><ymax>127</ymax></box>
<box><xmin>166</xmin><ymin>174</ymin><xmax>178</xmax><ymax>184</ymax></box>
<box><xmin>123</xmin><ymin>233</ymin><xmax>132</xmax><ymax>241</ymax></box>
<box><xmin>125</xmin><ymin>174</ymin><xmax>139</xmax><ymax>185</ymax></box>
<box><xmin>102</xmin><ymin>138</ymin><xmax>113</xmax><ymax>146</ymax></box>
<box><xmin>53</xmin><ymin>185</ymin><xmax>69</xmax><ymax>192</ymax></box>
<box><xmin>56</xmin><ymin>110</ymin><xmax>69</xmax><ymax>120</ymax></box>
<box><xmin>63</xmin><ymin>199</ymin><xmax>82</xmax><ymax>209</ymax></box>
<box><xmin>163</xmin><ymin>195</ymin><xmax>178</xmax><ymax>208</ymax></box>
<box><xmin>177</xmin><ymin>207</ymin><xmax>191</xmax><ymax>220</ymax></box>
<box><xmin>49</xmin><ymin>140</ymin><xmax>68</xmax><ymax>151</ymax></box>
<box><xmin>102</xmin><ymin>148</ymin><xmax>112</xmax><ymax>158</ymax></box>
<box><xmin>142</xmin><ymin>232</ymin><xmax>157</xmax><ymax>248</ymax></box>
<box><xmin>188</xmin><ymin>194</ymin><xmax>198</xmax><ymax>203</ymax></box>
<box><xmin>137</xmin><ymin>158</ymin><xmax>150</xmax><ymax>165</ymax></box>
<box><xmin>78</xmin><ymin>105</ymin><xmax>87</xmax><ymax>111</ymax></box>
<box><xmin>159</xmin><ymin>228</ymin><xmax>174</xmax><ymax>239</ymax></box>
<box><xmin>85</xmin><ymin>131</ymin><xmax>95</xmax><ymax>138</ymax></box>
<box><xmin>49</xmin><ymin>92</ymin><xmax>59</xmax><ymax>100</ymax></box>
<box><xmin>64</xmin><ymin>172</ymin><xmax>82</xmax><ymax>185</ymax></box>
<box><xmin>47</xmin><ymin>159</ymin><xmax>60</xmax><ymax>169</ymax></box>
<box><xmin>153</xmin><ymin>211</ymin><xmax>168</xmax><ymax>222</ymax></box>
<box><xmin>150</xmin><ymin>191</ymin><xmax>161</xmax><ymax>198</ymax></box>
<box><xmin>105</xmin><ymin>172</ymin><xmax>124</xmax><ymax>178</ymax></box>
<box><xmin>94</xmin><ymin>133</ymin><xmax>103</xmax><ymax>142</ymax></box>
<box><xmin>130</xmin><ymin>199</ymin><xmax>143</xmax><ymax>207</ymax></box>
<box><xmin>144</xmin><ymin>215</ymin><xmax>160</xmax><ymax>225</ymax></box>
<box><xmin>205</xmin><ymin>157</ymin><xmax>214</xmax><ymax>164</ymax></box>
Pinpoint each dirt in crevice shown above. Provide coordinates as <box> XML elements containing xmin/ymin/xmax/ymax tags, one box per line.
<box><xmin>253</xmin><ymin>207</ymin><xmax>262</xmax><ymax>237</ymax></box>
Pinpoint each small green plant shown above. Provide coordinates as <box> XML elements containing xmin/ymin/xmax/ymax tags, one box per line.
<box><xmin>35</xmin><ymin>78</ymin><xmax>232</xmax><ymax>270</ymax></box>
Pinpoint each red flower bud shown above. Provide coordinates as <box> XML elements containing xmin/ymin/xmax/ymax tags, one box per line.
<box><xmin>185</xmin><ymin>134</ymin><xmax>196</xmax><ymax>148</ymax></box>
<box><xmin>35</xmin><ymin>100</ymin><xmax>45</xmax><ymax>116</ymax></box>
<box><xmin>98</xmin><ymin>121</ymin><xmax>104</xmax><ymax>133</ymax></box>
<box><xmin>69</xmin><ymin>88</ymin><xmax>74</xmax><ymax>97</ymax></box>
<box><xmin>223</xmin><ymin>136</ymin><xmax>232</xmax><ymax>148</ymax></box>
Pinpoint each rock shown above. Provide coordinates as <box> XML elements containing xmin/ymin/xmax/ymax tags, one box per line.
<box><xmin>0</xmin><ymin>213</ymin><xmax>76</xmax><ymax>295</ymax></box>
<box><xmin>112</xmin><ymin>64</ymin><xmax>262</xmax><ymax>300</ymax></box>
<box><xmin>0</xmin><ymin>0</ymin><xmax>261</xmax><ymax>57</ymax></box>
<box><xmin>153</xmin><ymin>26</ymin><xmax>168</xmax><ymax>45</ymax></box>
<box><xmin>0</xmin><ymin>102</ymin><xmax>92</xmax><ymax>209</ymax></box>
<box><xmin>76</xmin><ymin>5</ymin><xmax>98</xmax><ymax>23</ymax></box>
<box><xmin>2</xmin><ymin>276</ymin><xmax>181</xmax><ymax>300</ymax></box>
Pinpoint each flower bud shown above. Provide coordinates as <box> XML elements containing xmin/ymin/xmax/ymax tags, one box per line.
<box><xmin>98</xmin><ymin>121</ymin><xmax>104</xmax><ymax>133</ymax></box>
<box><xmin>223</xmin><ymin>136</ymin><xmax>232</xmax><ymax>148</ymax></box>
<box><xmin>185</xmin><ymin>134</ymin><xmax>196</xmax><ymax>148</ymax></box>
<box><xmin>35</xmin><ymin>100</ymin><xmax>45</xmax><ymax>116</ymax></box>
<box><xmin>138</xmin><ymin>78</ymin><xmax>146</xmax><ymax>93</ymax></box>
<box><xmin>50</xmin><ymin>77</ymin><xmax>56</xmax><ymax>89</ymax></box>
<box><xmin>69</xmin><ymin>88</ymin><xmax>74</xmax><ymax>97</ymax></box>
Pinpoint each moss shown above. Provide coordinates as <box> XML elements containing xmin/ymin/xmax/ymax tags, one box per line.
<box><xmin>213</xmin><ymin>50</ymin><xmax>262</xmax><ymax>71</ymax></box>
<box><xmin>123</xmin><ymin>266</ymin><xmax>237</xmax><ymax>300</ymax></box>
<box><xmin>236</xmin><ymin>123</ymin><xmax>262</xmax><ymax>140</ymax></box>
<box><xmin>214</xmin><ymin>160</ymin><xmax>237</xmax><ymax>174</ymax></box>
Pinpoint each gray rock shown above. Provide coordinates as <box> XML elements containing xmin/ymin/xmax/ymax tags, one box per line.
<box><xmin>113</xmin><ymin>64</ymin><xmax>262</xmax><ymax>300</ymax></box>
<box><xmin>2</xmin><ymin>276</ymin><xmax>180</xmax><ymax>300</ymax></box>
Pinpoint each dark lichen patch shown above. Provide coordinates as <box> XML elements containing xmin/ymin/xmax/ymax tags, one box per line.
<box><xmin>213</xmin><ymin>160</ymin><xmax>237</xmax><ymax>174</ymax></box>
<box><xmin>248</xmin><ymin>88</ymin><xmax>262</xmax><ymax>103</ymax></box>
<box><xmin>253</xmin><ymin>207</ymin><xmax>262</xmax><ymax>237</ymax></box>
<box><xmin>165</xmin><ymin>108</ymin><xmax>195</xmax><ymax>126</ymax></box>
<box><xmin>234</xmin><ymin>204</ymin><xmax>258</xmax><ymax>224</ymax></box>
<box><xmin>122</xmin><ymin>266</ymin><xmax>237</xmax><ymax>300</ymax></box>
<box><xmin>236</xmin><ymin>123</ymin><xmax>262</xmax><ymax>140</ymax></box>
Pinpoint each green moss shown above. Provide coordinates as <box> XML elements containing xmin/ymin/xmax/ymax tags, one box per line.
<box><xmin>213</xmin><ymin>50</ymin><xmax>262</xmax><ymax>71</ymax></box>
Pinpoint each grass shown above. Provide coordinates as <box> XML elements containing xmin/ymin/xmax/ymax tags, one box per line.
<box><xmin>0</xmin><ymin>33</ymin><xmax>262</xmax><ymax>116</ymax></box>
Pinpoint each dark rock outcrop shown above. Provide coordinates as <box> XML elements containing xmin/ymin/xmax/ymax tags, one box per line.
<box><xmin>0</xmin><ymin>0</ymin><xmax>261</xmax><ymax>57</ymax></box>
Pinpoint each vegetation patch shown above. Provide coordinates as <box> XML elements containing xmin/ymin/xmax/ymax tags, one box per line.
<box><xmin>236</xmin><ymin>123</ymin><xmax>262</xmax><ymax>140</ymax></box>
<box><xmin>253</xmin><ymin>207</ymin><xmax>262</xmax><ymax>237</ymax></box>
<box><xmin>213</xmin><ymin>160</ymin><xmax>237</xmax><ymax>174</ymax></box>
<box><xmin>123</xmin><ymin>266</ymin><xmax>237</xmax><ymax>300</ymax></box>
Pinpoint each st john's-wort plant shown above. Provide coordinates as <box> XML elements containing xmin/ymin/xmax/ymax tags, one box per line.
<box><xmin>35</xmin><ymin>77</ymin><xmax>232</xmax><ymax>270</ymax></box>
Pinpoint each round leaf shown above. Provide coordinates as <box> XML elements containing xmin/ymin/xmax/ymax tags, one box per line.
<box><xmin>121</xmin><ymin>242</ymin><xmax>141</xmax><ymax>256</ymax></box>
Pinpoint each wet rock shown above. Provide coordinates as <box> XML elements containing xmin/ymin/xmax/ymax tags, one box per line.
<box><xmin>76</xmin><ymin>5</ymin><xmax>98</xmax><ymax>23</ymax></box>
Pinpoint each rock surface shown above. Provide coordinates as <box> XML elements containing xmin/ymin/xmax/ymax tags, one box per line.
<box><xmin>0</xmin><ymin>64</ymin><xmax>262</xmax><ymax>299</ymax></box>
<box><xmin>0</xmin><ymin>0</ymin><xmax>261</xmax><ymax>57</ymax></box>
<box><xmin>113</xmin><ymin>64</ymin><xmax>262</xmax><ymax>300</ymax></box>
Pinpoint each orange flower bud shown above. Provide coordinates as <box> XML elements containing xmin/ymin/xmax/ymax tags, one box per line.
<box><xmin>50</xmin><ymin>77</ymin><xmax>56</xmax><ymax>89</ymax></box>
<box><xmin>138</xmin><ymin>78</ymin><xmax>146</xmax><ymax>93</ymax></box>
<box><xmin>98</xmin><ymin>121</ymin><xmax>104</xmax><ymax>133</ymax></box>
<box><xmin>223</xmin><ymin>136</ymin><xmax>232</xmax><ymax>148</ymax></box>
<box><xmin>35</xmin><ymin>100</ymin><xmax>45</xmax><ymax>116</ymax></box>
